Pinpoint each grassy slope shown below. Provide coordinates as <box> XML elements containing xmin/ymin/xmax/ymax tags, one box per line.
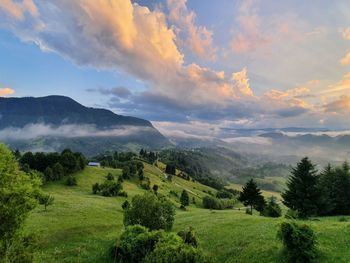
<box><xmin>25</xmin><ymin>165</ymin><xmax>350</xmax><ymax>263</ymax></box>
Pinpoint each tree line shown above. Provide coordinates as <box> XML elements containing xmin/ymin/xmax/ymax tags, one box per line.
<box><xmin>18</xmin><ymin>149</ymin><xmax>86</xmax><ymax>182</ymax></box>
<box><xmin>283</xmin><ymin>157</ymin><xmax>350</xmax><ymax>217</ymax></box>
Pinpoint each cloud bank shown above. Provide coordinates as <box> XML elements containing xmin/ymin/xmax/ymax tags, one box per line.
<box><xmin>0</xmin><ymin>123</ymin><xmax>156</xmax><ymax>141</ymax></box>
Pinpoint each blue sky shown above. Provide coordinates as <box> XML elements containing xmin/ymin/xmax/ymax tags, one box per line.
<box><xmin>1</xmin><ymin>0</ymin><xmax>350</xmax><ymax>138</ymax></box>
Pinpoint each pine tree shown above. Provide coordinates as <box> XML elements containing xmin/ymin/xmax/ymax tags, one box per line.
<box><xmin>180</xmin><ymin>190</ymin><xmax>190</xmax><ymax>207</ymax></box>
<box><xmin>239</xmin><ymin>179</ymin><xmax>265</xmax><ymax>215</ymax></box>
<box><xmin>282</xmin><ymin>157</ymin><xmax>320</xmax><ymax>218</ymax></box>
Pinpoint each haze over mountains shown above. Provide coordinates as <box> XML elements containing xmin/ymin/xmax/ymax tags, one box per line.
<box><xmin>0</xmin><ymin>95</ymin><xmax>170</xmax><ymax>155</ymax></box>
<box><xmin>1</xmin><ymin>95</ymin><xmax>350</xmax><ymax>163</ymax></box>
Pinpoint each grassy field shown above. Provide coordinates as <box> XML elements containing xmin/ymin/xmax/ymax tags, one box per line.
<box><xmin>25</xmin><ymin>165</ymin><xmax>350</xmax><ymax>262</ymax></box>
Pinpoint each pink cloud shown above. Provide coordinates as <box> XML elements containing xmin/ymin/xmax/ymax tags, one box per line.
<box><xmin>0</xmin><ymin>87</ymin><xmax>15</xmax><ymax>96</ymax></box>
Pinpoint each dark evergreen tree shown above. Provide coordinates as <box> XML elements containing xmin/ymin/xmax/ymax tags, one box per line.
<box><xmin>152</xmin><ymin>184</ymin><xmax>159</xmax><ymax>195</ymax></box>
<box><xmin>282</xmin><ymin>157</ymin><xmax>320</xmax><ymax>218</ymax></box>
<box><xmin>180</xmin><ymin>190</ymin><xmax>190</xmax><ymax>207</ymax></box>
<box><xmin>165</xmin><ymin>164</ymin><xmax>176</xmax><ymax>175</ymax></box>
<box><xmin>239</xmin><ymin>179</ymin><xmax>265</xmax><ymax>215</ymax></box>
<box><xmin>52</xmin><ymin>162</ymin><xmax>65</xmax><ymax>180</ymax></box>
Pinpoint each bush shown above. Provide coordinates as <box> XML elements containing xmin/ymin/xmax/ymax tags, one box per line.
<box><xmin>216</xmin><ymin>189</ymin><xmax>234</xmax><ymax>199</ymax></box>
<box><xmin>65</xmin><ymin>176</ymin><xmax>77</xmax><ymax>186</ymax></box>
<box><xmin>177</xmin><ymin>227</ymin><xmax>198</xmax><ymax>247</ymax></box>
<box><xmin>92</xmin><ymin>183</ymin><xmax>100</xmax><ymax>194</ymax></box>
<box><xmin>113</xmin><ymin>225</ymin><xmax>209</xmax><ymax>263</ymax></box>
<box><xmin>122</xmin><ymin>200</ymin><xmax>130</xmax><ymax>210</ymax></box>
<box><xmin>106</xmin><ymin>173</ymin><xmax>114</xmax><ymax>181</ymax></box>
<box><xmin>202</xmin><ymin>196</ymin><xmax>236</xmax><ymax>210</ymax></box>
<box><xmin>124</xmin><ymin>193</ymin><xmax>175</xmax><ymax>230</ymax></box>
<box><xmin>140</xmin><ymin>177</ymin><xmax>151</xmax><ymax>190</ymax></box>
<box><xmin>278</xmin><ymin>222</ymin><xmax>317</xmax><ymax>263</ymax></box>
<box><xmin>100</xmin><ymin>181</ymin><xmax>123</xmax><ymax>197</ymax></box>
<box><xmin>262</xmin><ymin>197</ymin><xmax>282</xmax><ymax>218</ymax></box>
<box><xmin>38</xmin><ymin>194</ymin><xmax>54</xmax><ymax>211</ymax></box>
<box><xmin>114</xmin><ymin>225</ymin><xmax>164</xmax><ymax>263</ymax></box>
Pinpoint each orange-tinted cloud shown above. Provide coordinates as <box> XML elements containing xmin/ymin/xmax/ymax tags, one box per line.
<box><xmin>0</xmin><ymin>0</ymin><xmax>38</xmax><ymax>21</ymax></box>
<box><xmin>325</xmin><ymin>95</ymin><xmax>350</xmax><ymax>114</ymax></box>
<box><xmin>167</xmin><ymin>0</ymin><xmax>216</xmax><ymax>60</ymax></box>
<box><xmin>340</xmin><ymin>52</ymin><xmax>350</xmax><ymax>65</ymax></box>
<box><xmin>0</xmin><ymin>88</ymin><xmax>15</xmax><ymax>96</ymax></box>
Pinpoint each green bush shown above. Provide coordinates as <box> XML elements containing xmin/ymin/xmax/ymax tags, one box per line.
<box><xmin>113</xmin><ymin>225</ymin><xmax>209</xmax><ymax>263</ymax></box>
<box><xmin>261</xmin><ymin>197</ymin><xmax>282</xmax><ymax>217</ymax></box>
<box><xmin>278</xmin><ymin>222</ymin><xmax>317</xmax><ymax>263</ymax></box>
<box><xmin>202</xmin><ymin>196</ymin><xmax>236</xmax><ymax>210</ymax></box>
<box><xmin>124</xmin><ymin>193</ymin><xmax>175</xmax><ymax>231</ymax></box>
<box><xmin>100</xmin><ymin>181</ymin><xmax>122</xmax><ymax>197</ymax></box>
<box><xmin>177</xmin><ymin>227</ymin><xmax>198</xmax><ymax>247</ymax></box>
<box><xmin>92</xmin><ymin>183</ymin><xmax>100</xmax><ymax>194</ymax></box>
<box><xmin>114</xmin><ymin>225</ymin><xmax>164</xmax><ymax>263</ymax></box>
<box><xmin>65</xmin><ymin>176</ymin><xmax>77</xmax><ymax>186</ymax></box>
<box><xmin>106</xmin><ymin>173</ymin><xmax>114</xmax><ymax>181</ymax></box>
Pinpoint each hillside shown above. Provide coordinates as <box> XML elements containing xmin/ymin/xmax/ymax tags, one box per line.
<box><xmin>25</xmin><ymin>164</ymin><xmax>350</xmax><ymax>263</ymax></box>
<box><xmin>0</xmin><ymin>96</ymin><xmax>170</xmax><ymax>155</ymax></box>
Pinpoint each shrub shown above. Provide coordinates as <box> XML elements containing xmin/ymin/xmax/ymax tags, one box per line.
<box><xmin>278</xmin><ymin>222</ymin><xmax>317</xmax><ymax>263</ymax></box>
<box><xmin>114</xmin><ymin>225</ymin><xmax>164</xmax><ymax>263</ymax></box>
<box><xmin>122</xmin><ymin>200</ymin><xmax>130</xmax><ymax>210</ymax></box>
<box><xmin>113</xmin><ymin>225</ymin><xmax>209</xmax><ymax>263</ymax></box>
<box><xmin>180</xmin><ymin>190</ymin><xmax>190</xmax><ymax>207</ymax></box>
<box><xmin>106</xmin><ymin>173</ymin><xmax>114</xmax><ymax>181</ymax></box>
<box><xmin>144</xmin><ymin>242</ymin><xmax>209</xmax><ymax>263</ymax></box>
<box><xmin>216</xmin><ymin>189</ymin><xmax>234</xmax><ymax>199</ymax></box>
<box><xmin>177</xmin><ymin>227</ymin><xmax>198</xmax><ymax>247</ymax></box>
<box><xmin>202</xmin><ymin>196</ymin><xmax>236</xmax><ymax>210</ymax></box>
<box><xmin>65</xmin><ymin>176</ymin><xmax>77</xmax><ymax>186</ymax></box>
<box><xmin>124</xmin><ymin>193</ymin><xmax>175</xmax><ymax>230</ymax></box>
<box><xmin>38</xmin><ymin>194</ymin><xmax>54</xmax><ymax>211</ymax></box>
<box><xmin>140</xmin><ymin>177</ymin><xmax>151</xmax><ymax>190</ymax></box>
<box><xmin>262</xmin><ymin>197</ymin><xmax>282</xmax><ymax>218</ymax></box>
<box><xmin>100</xmin><ymin>181</ymin><xmax>123</xmax><ymax>197</ymax></box>
<box><xmin>92</xmin><ymin>183</ymin><xmax>100</xmax><ymax>194</ymax></box>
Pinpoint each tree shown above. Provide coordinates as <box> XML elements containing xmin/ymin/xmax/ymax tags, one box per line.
<box><xmin>123</xmin><ymin>193</ymin><xmax>175</xmax><ymax>230</ymax></box>
<box><xmin>52</xmin><ymin>162</ymin><xmax>65</xmax><ymax>180</ymax></box>
<box><xmin>122</xmin><ymin>200</ymin><xmax>130</xmax><ymax>210</ymax></box>
<box><xmin>0</xmin><ymin>144</ymin><xmax>41</xmax><ymax>260</ymax></box>
<box><xmin>239</xmin><ymin>179</ymin><xmax>265</xmax><ymax>215</ymax></box>
<box><xmin>138</xmin><ymin>169</ymin><xmax>144</xmax><ymax>181</ymax></box>
<box><xmin>152</xmin><ymin>184</ymin><xmax>159</xmax><ymax>194</ymax></box>
<box><xmin>282</xmin><ymin>157</ymin><xmax>320</xmax><ymax>218</ymax></box>
<box><xmin>39</xmin><ymin>194</ymin><xmax>54</xmax><ymax>211</ymax></box>
<box><xmin>262</xmin><ymin>196</ymin><xmax>281</xmax><ymax>217</ymax></box>
<box><xmin>44</xmin><ymin>167</ymin><xmax>54</xmax><ymax>182</ymax></box>
<box><xmin>165</xmin><ymin>164</ymin><xmax>176</xmax><ymax>175</ymax></box>
<box><xmin>180</xmin><ymin>190</ymin><xmax>190</xmax><ymax>208</ymax></box>
<box><xmin>92</xmin><ymin>183</ymin><xmax>100</xmax><ymax>194</ymax></box>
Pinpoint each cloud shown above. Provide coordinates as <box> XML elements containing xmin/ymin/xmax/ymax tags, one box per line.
<box><xmin>0</xmin><ymin>0</ymin><xmax>38</xmax><ymax>21</ymax></box>
<box><xmin>2</xmin><ymin>0</ymin><xmax>312</xmax><ymax>127</ymax></box>
<box><xmin>0</xmin><ymin>123</ymin><xmax>156</xmax><ymax>141</ymax></box>
<box><xmin>341</xmin><ymin>27</ymin><xmax>350</xmax><ymax>40</ymax></box>
<box><xmin>88</xmin><ymin>86</ymin><xmax>132</xmax><ymax>98</ymax></box>
<box><xmin>166</xmin><ymin>0</ymin><xmax>216</xmax><ymax>60</ymax></box>
<box><xmin>324</xmin><ymin>95</ymin><xmax>350</xmax><ymax>114</ymax></box>
<box><xmin>340</xmin><ymin>52</ymin><xmax>350</xmax><ymax>65</ymax></box>
<box><xmin>0</xmin><ymin>87</ymin><xmax>15</xmax><ymax>96</ymax></box>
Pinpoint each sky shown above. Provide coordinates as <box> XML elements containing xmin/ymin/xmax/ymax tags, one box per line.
<box><xmin>1</xmin><ymin>0</ymin><xmax>350</xmax><ymax>138</ymax></box>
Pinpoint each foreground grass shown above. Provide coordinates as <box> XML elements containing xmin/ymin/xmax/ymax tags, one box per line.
<box><xmin>25</xmin><ymin>166</ymin><xmax>350</xmax><ymax>262</ymax></box>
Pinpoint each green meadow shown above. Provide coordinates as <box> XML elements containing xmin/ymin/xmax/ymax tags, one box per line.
<box><xmin>25</xmin><ymin>165</ymin><xmax>350</xmax><ymax>263</ymax></box>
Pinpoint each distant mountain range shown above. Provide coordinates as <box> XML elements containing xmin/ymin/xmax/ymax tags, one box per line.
<box><xmin>0</xmin><ymin>95</ymin><xmax>170</xmax><ymax>155</ymax></box>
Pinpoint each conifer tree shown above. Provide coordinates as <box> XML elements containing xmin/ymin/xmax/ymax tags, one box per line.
<box><xmin>239</xmin><ymin>179</ymin><xmax>265</xmax><ymax>215</ymax></box>
<box><xmin>282</xmin><ymin>157</ymin><xmax>319</xmax><ymax>218</ymax></box>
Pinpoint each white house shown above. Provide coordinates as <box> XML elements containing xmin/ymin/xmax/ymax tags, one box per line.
<box><xmin>88</xmin><ymin>162</ymin><xmax>101</xmax><ymax>167</ymax></box>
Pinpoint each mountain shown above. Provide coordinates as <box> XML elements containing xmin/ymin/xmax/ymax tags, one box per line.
<box><xmin>0</xmin><ymin>95</ymin><xmax>170</xmax><ymax>155</ymax></box>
